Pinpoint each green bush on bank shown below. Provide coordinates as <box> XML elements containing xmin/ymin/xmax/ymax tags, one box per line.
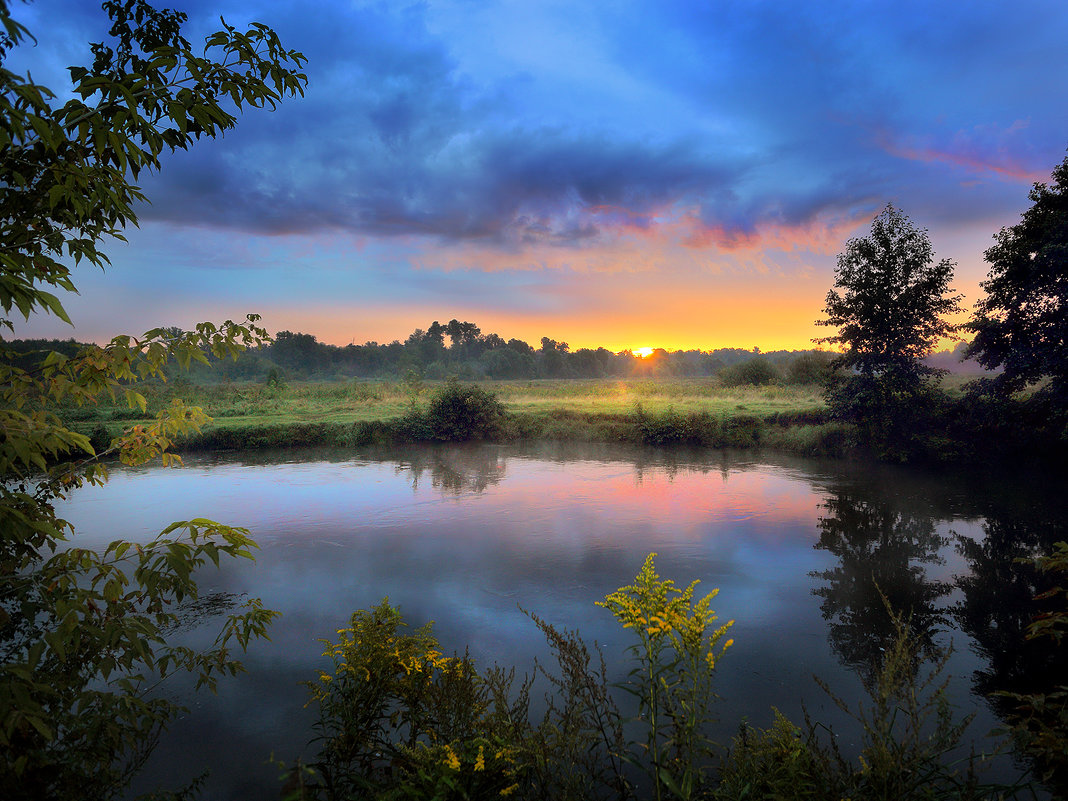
<box><xmin>402</xmin><ymin>379</ymin><xmax>507</xmax><ymax>441</ymax></box>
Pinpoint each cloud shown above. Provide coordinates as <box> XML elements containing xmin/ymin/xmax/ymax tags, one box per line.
<box><xmin>130</xmin><ymin>0</ymin><xmax>913</xmax><ymax>252</ymax></box>
<box><xmin>877</xmin><ymin>122</ymin><xmax>1054</xmax><ymax>184</ymax></box>
<box><xmin>25</xmin><ymin>0</ymin><xmax>1068</xmax><ymax>270</ymax></box>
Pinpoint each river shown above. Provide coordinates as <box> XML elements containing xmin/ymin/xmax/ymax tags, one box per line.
<box><xmin>52</xmin><ymin>442</ymin><xmax>1067</xmax><ymax>799</ymax></box>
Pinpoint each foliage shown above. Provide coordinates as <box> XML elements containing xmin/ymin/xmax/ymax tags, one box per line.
<box><xmin>518</xmin><ymin>612</ymin><xmax>629</xmax><ymax>800</ymax></box>
<box><xmin>718</xmin><ymin>357</ymin><xmax>779</xmax><ymax>387</ymax></box>
<box><xmin>816</xmin><ymin>204</ymin><xmax>963</xmax><ymax>380</ymax></box>
<box><xmin>785</xmin><ymin>350</ymin><xmax>835</xmax><ymax>386</ymax></box>
<box><xmin>294</xmin><ymin>558</ymin><xmax>1028</xmax><ymax>801</ymax></box>
<box><xmin>713</xmin><ymin>710</ymin><xmax>825</xmax><ymax>800</ymax></box>
<box><xmin>300</xmin><ymin>600</ymin><xmax>520</xmax><ymax>800</ymax></box>
<box><xmin>417</xmin><ymin>378</ymin><xmax>507</xmax><ymax>441</ymax></box>
<box><xmin>297</xmin><ymin>599</ymin><xmax>629</xmax><ymax>801</ymax></box>
<box><xmin>265</xmin><ymin>366</ymin><xmax>287</xmax><ymax>390</ymax></box>
<box><xmin>815</xmin><ymin>205</ymin><xmax>962</xmax><ymax>460</ymax></box>
<box><xmin>999</xmin><ymin>541</ymin><xmax>1068</xmax><ymax>794</ymax></box>
<box><xmin>0</xmin><ymin>0</ymin><xmax>306</xmax><ymax>327</ymax></box>
<box><xmin>597</xmin><ymin>553</ymin><xmax>734</xmax><ymax>800</ymax></box>
<box><xmin>820</xmin><ymin>370</ymin><xmax>952</xmax><ymax>461</ymax></box>
<box><xmin>716</xmin><ymin>605</ymin><xmax>1010</xmax><ymax>801</ymax></box>
<box><xmin>297</xmin><ymin>557</ymin><xmax>736</xmax><ymax>801</ymax></box>
<box><xmin>967</xmin><ymin>154</ymin><xmax>1068</xmax><ymax>414</ymax></box>
<box><xmin>0</xmin><ymin>0</ymin><xmax>306</xmax><ymax>795</ymax></box>
<box><xmin>815</xmin><ymin>609</ymin><xmax>980</xmax><ymax>800</ymax></box>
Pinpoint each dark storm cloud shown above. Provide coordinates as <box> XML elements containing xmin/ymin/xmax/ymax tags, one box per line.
<box><xmin>118</xmin><ymin>0</ymin><xmax>1068</xmax><ymax>247</ymax></box>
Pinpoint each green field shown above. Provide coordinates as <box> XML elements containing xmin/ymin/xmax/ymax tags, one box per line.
<box><xmin>65</xmin><ymin>377</ymin><xmax>827</xmax><ymax>432</ymax></box>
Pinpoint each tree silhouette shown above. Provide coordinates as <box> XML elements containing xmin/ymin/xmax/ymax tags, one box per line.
<box><xmin>967</xmin><ymin>153</ymin><xmax>1068</xmax><ymax>412</ymax></box>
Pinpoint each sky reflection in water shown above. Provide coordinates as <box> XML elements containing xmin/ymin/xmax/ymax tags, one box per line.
<box><xmin>53</xmin><ymin>443</ymin><xmax>1054</xmax><ymax>799</ymax></box>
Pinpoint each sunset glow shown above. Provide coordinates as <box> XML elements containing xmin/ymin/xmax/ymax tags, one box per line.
<box><xmin>634</xmin><ymin>347</ymin><xmax>654</xmax><ymax>358</ymax></box>
<box><xmin>9</xmin><ymin>0</ymin><xmax>1066</xmax><ymax>350</ymax></box>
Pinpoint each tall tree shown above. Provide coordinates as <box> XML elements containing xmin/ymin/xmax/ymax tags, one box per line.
<box><xmin>967</xmin><ymin>154</ymin><xmax>1068</xmax><ymax>408</ymax></box>
<box><xmin>0</xmin><ymin>1</ymin><xmax>306</xmax><ymax>795</ymax></box>
<box><xmin>816</xmin><ymin>204</ymin><xmax>962</xmax><ymax>380</ymax></box>
<box><xmin>815</xmin><ymin>205</ymin><xmax>962</xmax><ymax>459</ymax></box>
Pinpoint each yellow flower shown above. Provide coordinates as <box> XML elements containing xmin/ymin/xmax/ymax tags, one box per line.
<box><xmin>499</xmin><ymin>783</ymin><xmax>519</xmax><ymax>797</ymax></box>
<box><xmin>474</xmin><ymin>745</ymin><xmax>485</xmax><ymax>772</ymax></box>
<box><xmin>443</xmin><ymin>744</ymin><xmax>461</xmax><ymax>771</ymax></box>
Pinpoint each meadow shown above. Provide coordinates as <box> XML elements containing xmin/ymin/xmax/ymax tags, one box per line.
<box><xmin>67</xmin><ymin>377</ymin><xmax>828</xmax><ymax>441</ymax></box>
<box><xmin>68</xmin><ymin>373</ymin><xmax>1013</xmax><ymax>460</ymax></box>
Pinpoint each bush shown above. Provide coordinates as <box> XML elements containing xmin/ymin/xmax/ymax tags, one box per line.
<box><xmin>716</xmin><ymin>605</ymin><xmax>1009</xmax><ymax>801</ymax></box>
<box><xmin>786</xmin><ymin>352</ymin><xmax>835</xmax><ymax>385</ymax></box>
<box><xmin>418</xmin><ymin>379</ymin><xmax>506</xmax><ymax>441</ymax></box>
<box><xmin>265</xmin><ymin>367</ymin><xmax>287</xmax><ymax>389</ymax></box>
<box><xmin>1000</xmin><ymin>542</ymin><xmax>1068</xmax><ymax>796</ymax></box>
<box><xmin>719</xmin><ymin>357</ymin><xmax>779</xmax><ymax>387</ymax></box>
<box><xmin>821</xmin><ymin>372</ymin><xmax>951</xmax><ymax>462</ymax></box>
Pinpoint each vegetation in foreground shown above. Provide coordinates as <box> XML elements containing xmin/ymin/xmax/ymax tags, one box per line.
<box><xmin>280</xmin><ymin>552</ymin><xmax>1067</xmax><ymax>801</ymax></box>
<box><xmin>0</xmin><ymin>1</ymin><xmax>307</xmax><ymax>797</ymax></box>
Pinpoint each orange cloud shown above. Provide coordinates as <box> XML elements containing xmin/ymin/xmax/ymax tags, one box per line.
<box><xmin>413</xmin><ymin>207</ymin><xmax>869</xmax><ymax>278</ymax></box>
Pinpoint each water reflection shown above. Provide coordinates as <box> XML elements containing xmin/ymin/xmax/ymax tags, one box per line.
<box><xmin>44</xmin><ymin>444</ymin><xmax>1067</xmax><ymax>799</ymax></box>
<box><xmin>395</xmin><ymin>448</ymin><xmax>507</xmax><ymax>495</ymax></box>
<box><xmin>953</xmin><ymin>509</ymin><xmax>1068</xmax><ymax>727</ymax></box>
<box><xmin>811</xmin><ymin>490</ymin><xmax>952</xmax><ymax>683</ymax></box>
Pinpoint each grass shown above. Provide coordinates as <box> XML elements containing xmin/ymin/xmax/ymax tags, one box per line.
<box><xmin>58</xmin><ymin>377</ymin><xmax>849</xmax><ymax>457</ymax></box>
<box><xmin>66</xmin><ymin>378</ymin><xmax>827</xmax><ymax>436</ymax></box>
<box><xmin>58</xmin><ymin>377</ymin><xmax>865</xmax><ymax>458</ymax></box>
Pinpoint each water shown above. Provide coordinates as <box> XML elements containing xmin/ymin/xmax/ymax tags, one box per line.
<box><xmin>52</xmin><ymin>442</ymin><xmax>1067</xmax><ymax>799</ymax></box>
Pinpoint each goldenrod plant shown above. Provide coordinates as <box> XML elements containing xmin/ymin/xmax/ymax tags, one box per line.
<box><xmin>598</xmin><ymin>553</ymin><xmax>734</xmax><ymax>800</ymax></box>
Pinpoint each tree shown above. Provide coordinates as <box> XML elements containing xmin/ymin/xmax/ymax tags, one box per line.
<box><xmin>815</xmin><ymin>205</ymin><xmax>962</xmax><ymax>459</ymax></box>
<box><xmin>816</xmin><ymin>204</ymin><xmax>962</xmax><ymax>380</ymax></box>
<box><xmin>0</xmin><ymin>1</ymin><xmax>306</xmax><ymax>796</ymax></box>
<box><xmin>967</xmin><ymin>154</ymin><xmax>1068</xmax><ymax>409</ymax></box>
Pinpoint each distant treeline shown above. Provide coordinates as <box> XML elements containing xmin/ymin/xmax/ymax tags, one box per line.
<box><xmin>5</xmin><ymin>318</ymin><xmax>982</xmax><ymax>384</ymax></box>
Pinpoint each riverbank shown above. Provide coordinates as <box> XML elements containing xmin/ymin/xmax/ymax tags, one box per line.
<box><xmin>67</xmin><ymin>378</ymin><xmax>855</xmax><ymax>458</ymax></box>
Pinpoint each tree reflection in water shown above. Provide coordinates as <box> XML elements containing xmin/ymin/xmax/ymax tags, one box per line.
<box><xmin>811</xmin><ymin>491</ymin><xmax>952</xmax><ymax>685</ymax></box>
<box><xmin>952</xmin><ymin>509</ymin><xmax>1068</xmax><ymax>794</ymax></box>
<box><xmin>395</xmin><ymin>447</ymin><xmax>507</xmax><ymax>495</ymax></box>
<box><xmin>811</xmin><ymin>477</ymin><xmax>1068</xmax><ymax>792</ymax></box>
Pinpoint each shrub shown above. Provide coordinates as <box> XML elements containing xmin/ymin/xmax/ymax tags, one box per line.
<box><xmin>786</xmin><ymin>352</ymin><xmax>835</xmax><ymax>385</ymax></box>
<box><xmin>419</xmin><ymin>379</ymin><xmax>506</xmax><ymax>441</ymax></box>
<box><xmin>719</xmin><ymin>358</ymin><xmax>779</xmax><ymax>387</ymax></box>
<box><xmin>716</xmin><ymin>605</ymin><xmax>1010</xmax><ymax>801</ymax></box>
<box><xmin>293</xmin><ymin>560</ymin><xmax>1024</xmax><ymax>801</ymax></box>
<box><xmin>598</xmin><ymin>553</ymin><xmax>734</xmax><ymax>800</ymax></box>
<box><xmin>265</xmin><ymin>367</ymin><xmax>287</xmax><ymax>389</ymax></box>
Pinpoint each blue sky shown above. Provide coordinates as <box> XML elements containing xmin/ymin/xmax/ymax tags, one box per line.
<box><xmin>10</xmin><ymin>0</ymin><xmax>1068</xmax><ymax>350</ymax></box>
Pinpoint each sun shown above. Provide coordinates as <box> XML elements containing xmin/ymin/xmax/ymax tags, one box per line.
<box><xmin>634</xmin><ymin>347</ymin><xmax>654</xmax><ymax>358</ymax></box>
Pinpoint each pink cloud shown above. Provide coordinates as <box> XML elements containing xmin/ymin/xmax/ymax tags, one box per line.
<box><xmin>877</xmin><ymin>122</ymin><xmax>1051</xmax><ymax>183</ymax></box>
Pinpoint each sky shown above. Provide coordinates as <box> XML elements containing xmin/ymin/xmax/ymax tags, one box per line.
<box><xmin>9</xmin><ymin>0</ymin><xmax>1068</xmax><ymax>352</ymax></box>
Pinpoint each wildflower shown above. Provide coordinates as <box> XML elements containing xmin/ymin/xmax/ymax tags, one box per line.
<box><xmin>499</xmin><ymin>783</ymin><xmax>519</xmax><ymax>797</ymax></box>
<box><xmin>474</xmin><ymin>745</ymin><xmax>485</xmax><ymax>772</ymax></box>
<box><xmin>443</xmin><ymin>743</ymin><xmax>461</xmax><ymax>771</ymax></box>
